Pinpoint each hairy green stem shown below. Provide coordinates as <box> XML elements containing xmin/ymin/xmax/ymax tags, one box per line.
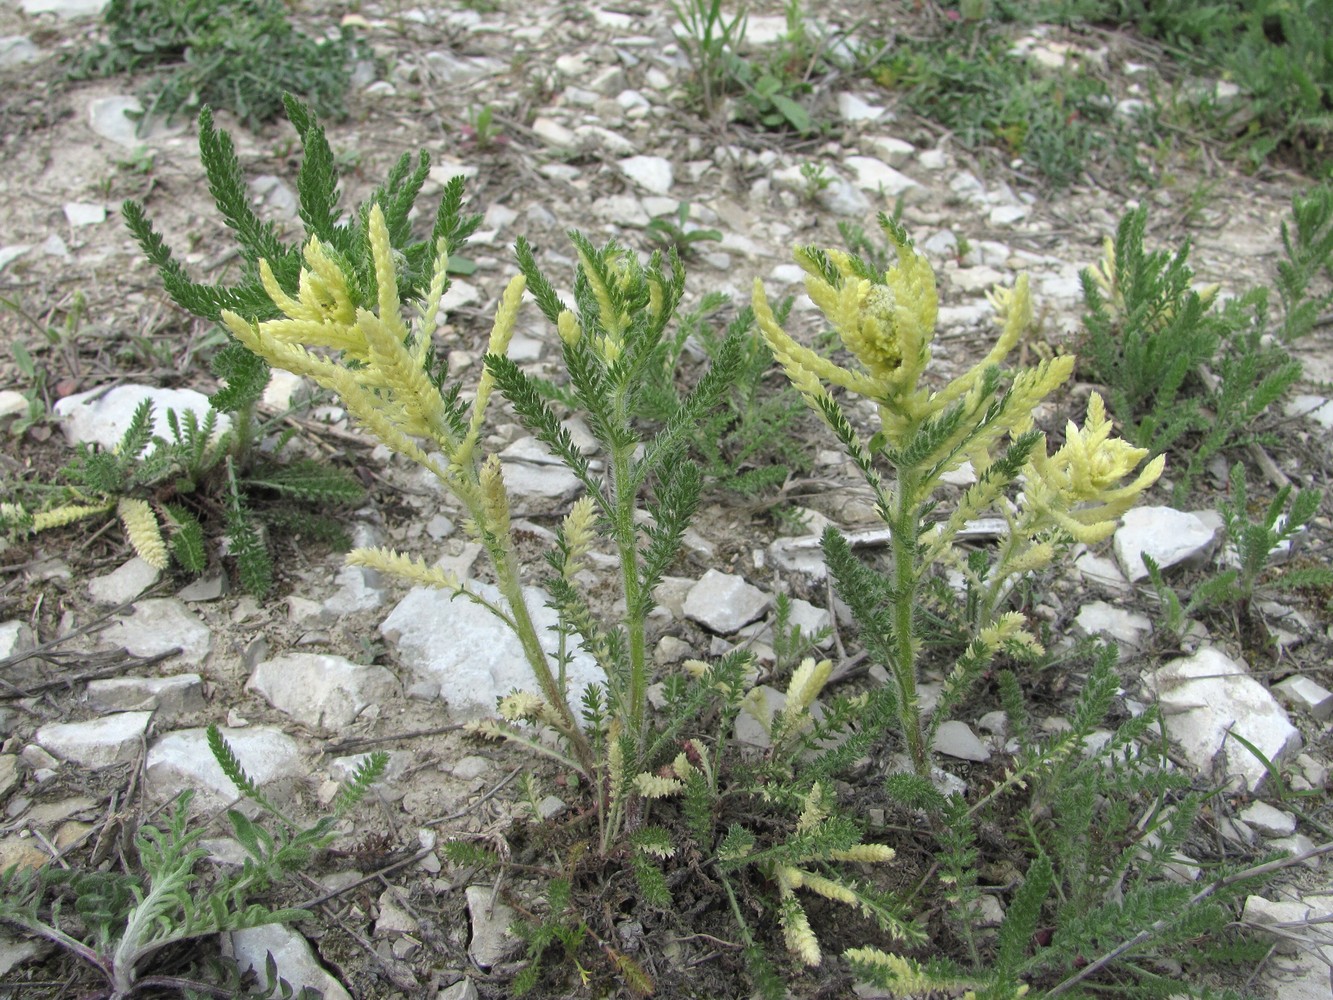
<box><xmin>890</xmin><ymin>469</ymin><xmax>928</xmax><ymax>777</ymax></box>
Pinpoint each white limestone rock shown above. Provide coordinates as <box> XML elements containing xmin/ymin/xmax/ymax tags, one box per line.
<box><xmin>103</xmin><ymin>599</ymin><xmax>212</xmax><ymax>667</ymax></box>
<box><xmin>1074</xmin><ymin>601</ymin><xmax>1152</xmax><ymax>658</ymax></box>
<box><xmin>1272</xmin><ymin>675</ymin><xmax>1333</xmax><ymax>722</ymax></box>
<box><xmin>85</xmin><ymin>675</ymin><xmax>205</xmax><ymax>718</ymax></box>
<box><xmin>87</xmin><ymin>95</ymin><xmax>145</xmax><ymax>146</ymax></box>
<box><xmin>1146</xmin><ymin>647</ymin><xmax>1302</xmax><ymax>792</ymax></box>
<box><xmin>1285</xmin><ymin>395</ymin><xmax>1333</xmax><ymax>431</ymax></box>
<box><xmin>866</xmin><ymin>136</ymin><xmax>915</xmax><ymax>166</ymax></box>
<box><xmin>55</xmin><ymin>385</ymin><xmax>229</xmax><ymax>453</ymax></box>
<box><xmin>844</xmin><ymin>156</ymin><xmax>919</xmax><ymax>198</ymax></box>
<box><xmin>0</xmin><ymin>621</ymin><xmax>37</xmax><ymax>659</ymax></box>
<box><xmin>932</xmin><ymin>721</ymin><xmax>990</xmax><ymax>762</ymax></box>
<box><xmin>22</xmin><ymin>0</ymin><xmax>108</xmax><ymax>18</ymax></box>
<box><xmin>1114</xmin><ymin>507</ymin><xmax>1217</xmax><ymax>582</ymax></box>
<box><xmin>817</xmin><ymin>178</ymin><xmax>872</xmax><ymax>217</ymax></box>
<box><xmin>683</xmin><ymin>570</ymin><xmax>770</xmax><ymax>633</ymax></box>
<box><xmin>0</xmin><ymin>37</ymin><xmax>39</xmax><ymax>69</ymax></box>
<box><xmin>380</xmin><ymin>582</ymin><xmax>604</xmax><ymax>719</ymax></box>
<box><xmin>35</xmin><ymin>712</ymin><xmax>152</xmax><ymax>769</ymax></box>
<box><xmin>323</xmin><ymin>563</ymin><xmax>388</xmax><ymax>616</ymax></box>
<box><xmin>88</xmin><ymin>557</ymin><xmax>161</xmax><ymax>606</ymax></box>
<box><xmin>618</xmin><ymin>155</ymin><xmax>673</xmax><ymax>195</ymax></box>
<box><xmin>248</xmin><ymin>654</ymin><xmax>399</xmax><ymax>731</ymax></box>
<box><xmin>63</xmin><ymin>202</ymin><xmax>106</xmax><ymax>227</ymax></box>
<box><xmin>146</xmin><ymin>727</ymin><xmax>304</xmax><ymax>812</ymax></box>
<box><xmin>837</xmin><ymin>92</ymin><xmax>887</xmax><ymax>122</ymax></box>
<box><xmin>227</xmin><ymin>925</ymin><xmax>351</xmax><ymax>1000</ymax></box>
<box><xmin>1237</xmin><ymin>801</ymin><xmax>1297</xmax><ymax>838</ymax></box>
<box><xmin>466</xmin><ymin>885</ymin><xmax>519</xmax><ymax>967</ymax></box>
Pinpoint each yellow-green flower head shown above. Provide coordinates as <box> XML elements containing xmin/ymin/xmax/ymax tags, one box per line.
<box><xmin>1053</xmin><ymin>393</ymin><xmax>1162</xmax><ymax>502</ymax></box>
<box><xmin>796</xmin><ymin>238</ymin><xmax>937</xmax><ymax>392</ymax></box>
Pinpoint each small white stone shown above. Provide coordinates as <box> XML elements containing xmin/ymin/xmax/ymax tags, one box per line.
<box><xmin>866</xmin><ymin>136</ymin><xmax>915</xmax><ymax>166</ymax></box>
<box><xmin>87</xmin><ymin>95</ymin><xmax>145</xmax><ymax>146</ymax></box>
<box><xmin>0</xmin><ymin>37</ymin><xmax>39</xmax><ymax>69</ymax></box>
<box><xmin>1242</xmin><ymin>896</ymin><xmax>1314</xmax><ymax>954</ymax></box>
<box><xmin>88</xmin><ymin>557</ymin><xmax>161</xmax><ymax>606</ymax></box>
<box><xmin>85</xmin><ymin>675</ymin><xmax>205</xmax><ymax>717</ymax></box>
<box><xmin>917</xmin><ymin>148</ymin><xmax>948</xmax><ymax>170</ymax></box>
<box><xmin>932</xmin><ymin>721</ymin><xmax>990</xmax><ymax>762</ymax></box>
<box><xmin>1074</xmin><ymin>601</ymin><xmax>1152</xmax><ymax>657</ymax></box>
<box><xmin>530</xmin><ymin>116</ymin><xmax>578</xmax><ymax>149</ymax></box>
<box><xmin>227</xmin><ymin>925</ymin><xmax>351</xmax><ymax>1000</ymax></box>
<box><xmin>104</xmin><ymin>599</ymin><xmax>212</xmax><ymax>667</ymax></box>
<box><xmin>683</xmin><ymin>570</ymin><xmax>770</xmax><ymax>634</ymax></box>
<box><xmin>55</xmin><ymin>385</ymin><xmax>229</xmax><ymax>453</ymax></box>
<box><xmin>146</xmin><ymin>727</ymin><xmax>304</xmax><ymax>812</ymax></box>
<box><xmin>466</xmin><ymin>886</ymin><xmax>519</xmax><ymax>967</ymax></box>
<box><xmin>1114</xmin><ymin>507</ymin><xmax>1217</xmax><ymax>582</ymax></box>
<box><xmin>618</xmin><ymin>155</ymin><xmax>673</xmax><ymax>195</ymax></box>
<box><xmin>1146</xmin><ymin>647</ymin><xmax>1301</xmax><ymax>793</ymax></box>
<box><xmin>988</xmin><ymin>204</ymin><xmax>1029</xmax><ymax>226</ymax></box>
<box><xmin>63</xmin><ymin>202</ymin><xmax>106</xmax><ymax>227</ymax></box>
<box><xmin>1237</xmin><ymin>801</ymin><xmax>1297</xmax><ymax>837</ymax></box>
<box><xmin>837</xmin><ymin>93</ymin><xmax>886</xmax><ymax>122</ymax></box>
<box><xmin>1272</xmin><ymin>675</ymin><xmax>1333</xmax><ymax>722</ymax></box>
<box><xmin>36</xmin><ymin>712</ymin><xmax>152</xmax><ymax>769</ymax></box>
<box><xmin>844</xmin><ymin>156</ymin><xmax>918</xmax><ymax>197</ymax></box>
<box><xmin>248</xmin><ymin>654</ymin><xmax>398</xmax><ymax>731</ymax></box>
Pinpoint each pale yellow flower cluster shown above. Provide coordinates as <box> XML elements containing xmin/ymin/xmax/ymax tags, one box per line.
<box><xmin>220</xmin><ymin>205</ymin><xmax>524</xmax><ymax>493</ymax></box>
<box><xmin>1022</xmin><ymin>392</ymin><xmax>1166</xmax><ymax>544</ymax></box>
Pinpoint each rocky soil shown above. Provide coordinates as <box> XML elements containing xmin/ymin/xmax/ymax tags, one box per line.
<box><xmin>0</xmin><ymin>1</ymin><xmax>1331</xmax><ymax>998</ymax></box>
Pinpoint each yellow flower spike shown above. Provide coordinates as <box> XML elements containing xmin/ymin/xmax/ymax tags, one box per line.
<box><xmin>26</xmin><ymin>502</ymin><xmax>113</xmax><ymax>532</ymax></box>
<box><xmin>560</xmin><ymin>496</ymin><xmax>598</xmax><ymax>580</ymax></box>
<box><xmin>647</xmin><ymin>276</ymin><xmax>664</xmax><ymax>323</ymax></box>
<box><xmin>796</xmin><ymin>781</ymin><xmax>831</xmax><ymax>833</ymax></box>
<box><xmin>787</xmin><ymin>869</ymin><xmax>860</xmax><ymax>907</ymax></box>
<box><xmin>634</xmin><ymin>772</ymin><xmax>685</xmax><ymax>798</ymax></box>
<box><xmin>499</xmin><ymin>691</ymin><xmax>546</xmax><ymax>722</ymax></box>
<box><xmin>413</xmin><ymin>237</ymin><xmax>453</xmax><ymax>369</ymax></box>
<box><xmin>116</xmin><ymin>498</ymin><xmax>169</xmax><ymax>570</ymax></box>
<box><xmin>781</xmin><ymin>657</ymin><xmax>833</xmax><ymax>730</ymax></box>
<box><xmin>752</xmin><ymin>279</ymin><xmax>884</xmax><ymax>398</ymax></box>
<box><xmin>577</xmin><ymin>247</ymin><xmax>625</xmax><ymax>341</ymax></box>
<box><xmin>346</xmin><ymin>547</ymin><xmax>461</xmax><ymax>593</ymax></box>
<box><xmin>557</xmin><ymin>310</ymin><xmax>582</xmax><ymax>347</ymax></box>
<box><xmin>478</xmin><ymin>453</ymin><xmax>510</xmax><ymax>537</ymax></box>
<box><xmin>776</xmin><ymin>868</ymin><xmax>823</xmax><ymax>966</ymax></box>
<box><xmin>979</xmin><ymin>611</ymin><xmax>1045</xmax><ymax>656</ymax></box>
<box><xmin>367</xmin><ymin>205</ymin><xmax>408</xmax><ymax>344</ymax></box>
<box><xmin>830</xmin><ymin>844</ymin><xmax>897</xmax><ymax>863</ymax></box>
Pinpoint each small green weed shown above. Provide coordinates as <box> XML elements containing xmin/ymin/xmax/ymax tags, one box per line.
<box><xmin>0</xmin><ymin>728</ymin><xmax>385</xmax><ymax>1000</ymax></box>
<box><xmin>1079</xmin><ymin>205</ymin><xmax>1302</xmax><ymax>500</ymax></box>
<box><xmin>70</xmin><ymin>0</ymin><xmax>360</xmax><ymax>131</ymax></box>
<box><xmin>643</xmin><ymin>201</ymin><xmax>722</xmax><ymax>258</ymax></box>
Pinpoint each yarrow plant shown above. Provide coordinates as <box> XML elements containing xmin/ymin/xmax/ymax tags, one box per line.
<box><xmin>752</xmin><ymin>213</ymin><xmax>1164</xmax><ymax>777</ymax></box>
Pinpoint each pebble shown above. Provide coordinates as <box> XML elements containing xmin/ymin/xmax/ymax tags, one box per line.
<box><xmin>54</xmin><ymin>384</ymin><xmax>229</xmax><ymax>453</ymax></box>
<box><xmin>1271</xmin><ymin>674</ymin><xmax>1333</xmax><ymax>722</ymax></box>
<box><xmin>1237</xmin><ymin>801</ymin><xmax>1296</xmax><ymax>838</ymax></box>
<box><xmin>145</xmin><ymin>726</ymin><xmax>304</xmax><ymax>812</ymax></box>
<box><xmin>22</xmin><ymin>0</ymin><xmax>108</xmax><ymax>18</ymax></box>
<box><xmin>1074</xmin><ymin>601</ymin><xmax>1152</xmax><ymax>658</ymax></box>
<box><xmin>248</xmin><ymin>653</ymin><xmax>399</xmax><ymax>732</ymax></box>
<box><xmin>932</xmin><ymin>721</ymin><xmax>990</xmax><ymax>762</ymax></box>
<box><xmin>1145</xmin><ymin>647</ymin><xmax>1302</xmax><ymax>793</ymax></box>
<box><xmin>683</xmin><ymin>570</ymin><xmax>770</xmax><ymax>634</ymax></box>
<box><xmin>0</xmin><ymin>37</ymin><xmax>39</xmax><ymax>69</ymax></box>
<box><xmin>618</xmin><ymin>155</ymin><xmax>673</xmax><ymax>194</ymax></box>
<box><xmin>104</xmin><ymin>598</ymin><xmax>212</xmax><ymax>667</ymax></box>
<box><xmin>35</xmin><ymin>712</ymin><xmax>152</xmax><ymax>769</ymax></box>
<box><xmin>1113</xmin><ymin>507</ymin><xmax>1217</xmax><ymax>582</ymax></box>
<box><xmin>85</xmin><ymin>675</ymin><xmax>205</xmax><ymax>718</ymax></box>
<box><xmin>466</xmin><ymin>885</ymin><xmax>519</xmax><ymax>967</ymax></box>
<box><xmin>227</xmin><ymin>925</ymin><xmax>351</xmax><ymax>1000</ymax></box>
<box><xmin>62</xmin><ymin>202</ymin><xmax>105</xmax><ymax>227</ymax></box>
<box><xmin>88</xmin><ymin>557</ymin><xmax>161</xmax><ymax>606</ymax></box>
<box><xmin>380</xmin><ymin>581</ymin><xmax>604</xmax><ymax>719</ymax></box>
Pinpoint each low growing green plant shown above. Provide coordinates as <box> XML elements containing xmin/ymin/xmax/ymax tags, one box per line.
<box><xmin>1146</xmin><ymin>461</ymin><xmax>1330</xmax><ymax>636</ymax></box>
<box><xmin>71</xmin><ymin>0</ymin><xmax>360</xmax><ymax>131</ymax></box>
<box><xmin>0</xmin><ymin>396</ymin><xmax>363</xmax><ymax>598</ymax></box>
<box><xmin>1276</xmin><ymin>182</ymin><xmax>1333</xmax><ymax>341</ymax></box>
<box><xmin>643</xmin><ymin>200</ymin><xmax>722</xmax><ymax>258</ymax></box>
<box><xmin>671</xmin><ymin>0</ymin><xmax>748</xmax><ymax>119</ymax></box>
<box><xmin>0</xmin><ymin>728</ymin><xmax>384</xmax><ymax>999</ymax></box>
<box><xmin>1080</xmin><ymin>205</ymin><xmax>1301</xmax><ymax>500</ymax></box>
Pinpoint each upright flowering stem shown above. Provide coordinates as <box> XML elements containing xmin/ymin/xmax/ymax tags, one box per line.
<box><xmin>755</xmin><ymin>215</ymin><xmax>1161</xmax><ymax>782</ymax></box>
